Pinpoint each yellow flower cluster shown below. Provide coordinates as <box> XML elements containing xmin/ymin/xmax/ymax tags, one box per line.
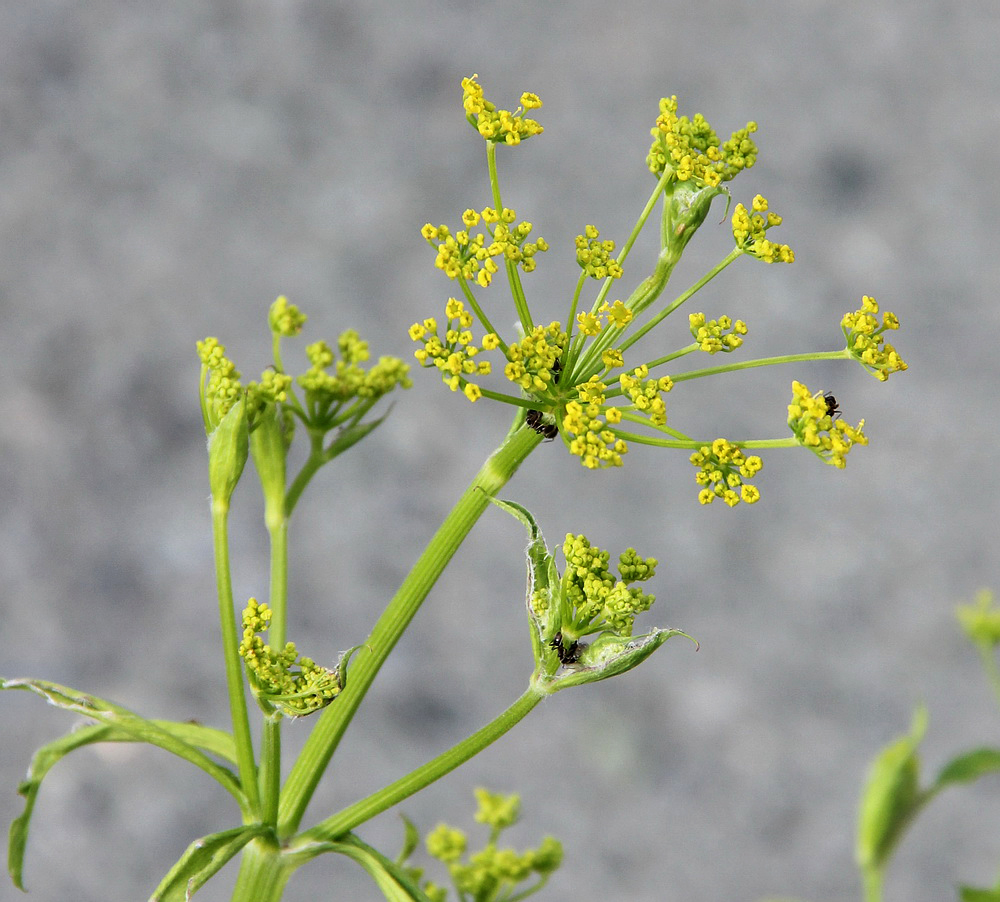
<box><xmin>574</xmin><ymin>225</ymin><xmax>624</xmax><ymax>280</ymax></box>
<box><xmin>249</xmin><ymin>368</ymin><xmax>292</xmax><ymax>405</ymax></box>
<box><xmin>646</xmin><ymin>95</ymin><xmax>758</xmax><ymax>185</ymax></box>
<box><xmin>561</xmin><ymin>534</ymin><xmax>657</xmax><ymax>638</ymax></box>
<box><xmin>421</xmin><ymin>207</ymin><xmax>548</xmax><ymax>288</ymax></box>
<box><xmin>197</xmin><ymin>337</ymin><xmax>243</xmax><ymax>425</ymax></box>
<box><xmin>503</xmin><ymin>322</ymin><xmax>566</xmax><ymax>395</ymax></box>
<box><xmin>299</xmin><ymin>330</ymin><xmax>412</xmax><ymax>401</ymax></box>
<box><xmin>576</xmin><ymin>299</ymin><xmax>634</xmax><ymax>337</ymax></box>
<box><xmin>689</xmin><ymin>312</ymin><xmax>748</xmax><ymax>353</ymax></box>
<box><xmin>690</xmin><ymin>438</ymin><xmax>763</xmax><ymax>506</ymax></box>
<box><xmin>619</xmin><ymin>364</ymin><xmax>673</xmax><ymax>426</ymax></box>
<box><xmin>267</xmin><ymin>294</ymin><xmax>307</xmax><ymax>337</ymax></box>
<box><xmin>562</xmin><ymin>378</ymin><xmax>628</xmax><ymax>469</ymax></box>
<box><xmin>787</xmin><ymin>381</ymin><xmax>868</xmax><ymax>468</ymax></box>
<box><xmin>473</xmin><ymin>787</ymin><xmax>521</xmax><ymax>830</ymax></box>
<box><xmin>841</xmin><ymin>295</ymin><xmax>907</xmax><ymax>381</ymax></box>
<box><xmin>731</xmin><ymin>195</ymin><xmax>794</xmax><ymax>263</ymax></box>
<box><xmin>238</xmin><ymin>598</ymin><xmax>342</xmax><ymax>718</ymax></box>
<box><xmin>461</xmin><ymin>74</ymin><xmax>544</xmax><ymax>145</ymax></box>
<box><xmin>409</xmin><ymin>298</ymin><xmax>497</xmax><ymax>402</ymax></box>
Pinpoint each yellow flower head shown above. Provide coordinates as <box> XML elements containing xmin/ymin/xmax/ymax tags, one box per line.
<box><xmin>688</xmin><ymin>312</ymin><xmax>748</xmax><ymax>353</ymax></box>
<box><xmin>574</xmin><ymin>225</ymin><xmax>623</xmax><ymax>280</ymax></box>
<box><xmin>461</xmin><ymin>74</ymin><xmax>544</xmax><ymax>145</ymax></box>
<box><xmin>841</xmin><ymin>296</ymin><xmax>907</xmax><ymax>381</ymax></box>
<box><xmin>786</xmin><ymin>381</ymin><xmax>868</xmax><ymax>468</ymax></box>
<box><xmin>689</xmin><ymin>438</ymin><xmax>763</xmax><ymax>506</ymax></box>
<box><xmin>647</xmin><ymin>95</ymin><xmax>758</xmax><ymax>186</ymax></box>
<box><xmin>731</xmin><ymin>197</ymin><xmax>794</xmax><ymax>263</ymax></box>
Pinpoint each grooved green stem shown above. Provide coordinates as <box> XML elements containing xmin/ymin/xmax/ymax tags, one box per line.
<box><xmin>230</xmin><ymin>839</ymin><xmax>294</xmax><ymax>902</ymax></box>
<box><xmin>276</xmin><ymin>421</ymin><xmax>542</xmax><ymax>837</ymax></box>
<box><xmin>211</xmin><ymin>500</ymin><xmax>260</xmax><ymax>816</ymax></box>
<box><xmin>294</xmin><ymin>688</ymin><xmax>544</xmax><ymax>846</ymax></box>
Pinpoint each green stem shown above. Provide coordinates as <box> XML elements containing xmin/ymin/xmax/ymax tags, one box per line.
<box><xmin>276</xmin><ymin>421</ymin><xmax>543</xmax><ymax>837</ymax></box>
<box><xmin>616</xmin><ymin>249</ymin><xmax>743</xmax><ymax>360</ymax></box>
<box><xmin>230</xmin><ymin>838</ymin><xmax>294</xmax><ymax>902</ymax></box>
<box><xmin>259</xmin><ymin>516</ymin><xmax>289</xmax><ymax>826</ymax></box>
<box><xmin>292</xmin><ymin>688</ymin><xmax>544</xmax><ymax>846</ymax></box>
<box><xmin>862</xmin><ymin>865</ymin><xmax>883</xmax><ymax>902</ymax></box>
<box><xmin>976</xmin><ymin>642</ymin><xmax>1000</xmax><ymax>712</ymax></box>
<box><xmin>669</xmin><ymin>348</ymin><xmax>851</xmax><ymax>383</ymax></box>
<box><xmin>618</xmin><ymin>169</ymin><xmax>672</xmax><ymax>266</ymax></box>
<box><xmin>285</xmin><ymin>439</ymin><xmax>326</xmax><ymax>518</ymax></box>
<box><xmin>611</xmin><ymin>424</ymin><xmax>798</xmax><ymax>452</ymax></box>
<box><xmin>212</xmin><ymin>500</ymin><xmax>261</xmax><ymax>816</ymax></box>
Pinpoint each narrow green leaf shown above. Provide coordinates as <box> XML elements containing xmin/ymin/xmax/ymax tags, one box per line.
<box><xmin>149</xmin><ymin>825</ymin><xmax>270</xmax><ymax>901</ymax></box>
<box><xmin>856</xmin><ymin>706</ymin><xmax>929</xmax><ymax>875</ymax></box>
<box><xmin>8</xmin><ymin>723</ymin><xmax>113</xmax><ymax>889</ymax></box>
<box><xmin>335</xmin><ymin>834</ymin><xmax>433</xmax><ymax>902</ymax></box>
<box><xmin>933</xmin><ymin>747</ymin><xmax>1000</xmax><ymax>791</ymax></box>
<box><xmin>323</xmin><ymin>408</ymin><xmax>391</xmax><ymax>462</ymax></box>
<box><xmin>397</xmin><ymin>814</ymin><xmax>421</xmax><ymax>863</ymax></box>
<box><xmin>2</xmin><ymin>679</ymin><xmax>245</xmax><ymax>805</ymax></box>
<box><xmin>5</xmin><ymin>717</ymin><xmax>238</xmax><ymax>891</ymax></box>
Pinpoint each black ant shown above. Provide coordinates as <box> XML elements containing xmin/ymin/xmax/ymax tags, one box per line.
<box><xmin>823</xmin><ymin>392</ymin><xmax>840</xmax><ymax>419</ymax></box>
<box><xmin>525</xmin><ymin>356</ymin><xmax>563</xmax><ymax>440</ymax></box>
<box><xmin>526</xmin><ymin>408</ymin><xmax>558</xmax><ymax>440</ymax></box>
<box><xmin>550</xmin><ymin>631</ymin><xmax>581</xmax><ymax>665</ymax></box>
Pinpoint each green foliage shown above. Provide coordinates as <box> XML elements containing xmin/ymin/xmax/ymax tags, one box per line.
<box><xmin>851</xmin><ymin>591</ymin><xmax>1000</xmax><ymax>902</ymax></box>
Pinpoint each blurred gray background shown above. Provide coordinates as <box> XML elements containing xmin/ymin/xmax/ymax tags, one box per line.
<box><xmin>2</xmin><ymin>2</ymin><xmax>998</xmax><ymax>900</ymax></box>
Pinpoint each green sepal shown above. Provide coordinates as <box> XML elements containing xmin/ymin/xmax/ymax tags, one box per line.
<box><xmin>855</xmin><ymin>705</ymin><xmax>929</xmax><ymax>876</ymax></box>
<box><xmin>535</xmin><ymin>627</ymin><xmax>697</xmax><ymax>694</ymax></box>
<box><xmin>149</xmin><ymin>825</ymin><xmax>272</xmax><ymax>902</ymax></box>
<box><xmin>249</xmin><ymin>403</ymin><xmax>287</xmax><ymax>529</ymax></box>
<box><xmin>207</xmin><ymin>397</ymin><xmax>249</xmax><ymax>506</ymax></box>
<box><xmin>663</xmin><ymin>180</ymin><xmax>730</xmax><ymax>261</ymax></box>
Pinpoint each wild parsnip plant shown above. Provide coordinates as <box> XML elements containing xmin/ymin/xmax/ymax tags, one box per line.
<box><xmin>4</xmin><ymin>75</ymin><xmax>906</xmax><ymax>901</ymax></box>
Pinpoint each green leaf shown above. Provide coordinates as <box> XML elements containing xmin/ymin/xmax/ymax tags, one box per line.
<box><xmin>959</xmin><ymin>886</ymin><xmax>1000</xmax><ymax>902</ymax></box>
<box><xmin>856</xmin><ymin>705</ymin><xmax>929</xmax><ymax>876</ymax></box>
<box><xmin>8</xmin><ymin>723</ymin><xmax>113</xmax><ymax>889</ymax></box>
<box><xmin>1</xmin><ymin>679</ymin><xmax>245</xmax><ymax>804</ymax></box>
<box><xmin>397</xmin><ymin>814</ymin><xmax>421</xmax><ymax>863</ymax></box>
<box><xmin>284</xmin><ymin>833</ymin><xmax>432</xmax><ymax>902</ymax></box>
<box><xmin>932</xmin><ymin>747</ymin><xmax>1000</xmax><ymax>791</ymax></box>
<box><xmin>5</xmin><ymin>716</ymin><xmax>239</xmax><ymax>891</ymax></box>
<box><xmin>322</xmin><ymin>408</ymin><xmax>392</xmax><ymax>463</ymax></box>
<box><xmin>149</xmin><ymin>825</ymin><xmax>271</xmax><ymax>901</ymax></box>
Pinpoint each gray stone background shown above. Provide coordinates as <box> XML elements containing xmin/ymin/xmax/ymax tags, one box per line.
<box><xmin>2</xmin><ymin>1</ymin><xmax>998</xmax><ymax>900</ymax></box>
